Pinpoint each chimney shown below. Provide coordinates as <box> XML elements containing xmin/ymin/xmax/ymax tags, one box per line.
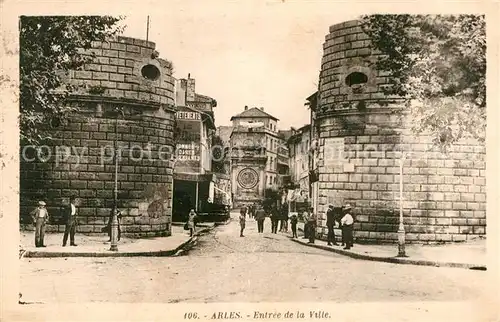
<box><xmin>186</xmin><ymin>76</ymin><xmax>195</xmax><ymax>102</ymax></box>
<box><xmin>244</xmin><ymin>105</ymin><xmax>248</xmax><ymax>111</ymax></box>
<box><xmin>260</xmin><ymin>107</ymin><xmax>264</xmax><ymax>111</ymax></box>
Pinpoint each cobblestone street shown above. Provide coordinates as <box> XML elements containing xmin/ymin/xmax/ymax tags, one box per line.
<box><xmin>18</xmin><ymin>213</ymin><xmax>489</xmax><ymax>304</ymax></box>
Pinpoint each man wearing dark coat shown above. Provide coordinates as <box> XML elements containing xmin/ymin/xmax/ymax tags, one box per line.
<box><xmin>326</xmin><ymin>204</ymin><xmax>338</xmax><ymax>246</ymax></box>
<box><xmin>62</xmin><ymin>196</ymin><xmax>78</xmax><ymax>247</ymax></box>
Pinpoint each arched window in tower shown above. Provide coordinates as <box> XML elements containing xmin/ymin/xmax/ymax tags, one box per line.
<box><xmin>345</xmin><ymin>72</ymin><xmax>368</xmax><ymax>87</ymax></box>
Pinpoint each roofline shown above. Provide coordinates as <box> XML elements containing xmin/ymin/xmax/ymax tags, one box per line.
<box><xmin>230</xmin><ymin>115</ymin><xmax>279</xmax><ymax>121</ymax></box>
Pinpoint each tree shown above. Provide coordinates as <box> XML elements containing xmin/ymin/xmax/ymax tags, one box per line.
<box><xmin>361</xmin><ymin>14</ymin><xmax>486</xmax><ymax>149</ymax></box>
<box><xmin>20</xmin><ymin>16</ymin><xmax>124</xmax><ymax>145</ymax></box>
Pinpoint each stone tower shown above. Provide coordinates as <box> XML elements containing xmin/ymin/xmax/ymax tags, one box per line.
<box><xmin>313</xmin><ymin>20</ymin><xmax>486</xmax><ymax>243</ymax></box>
<box><xmin>20</xmin><ymin>36</ymin><xmax>176</xmax><ymax>237</ymax></box>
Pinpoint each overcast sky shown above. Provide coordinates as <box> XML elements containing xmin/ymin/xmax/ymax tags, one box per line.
<box><xmin>118</xmin><ymin>3</ymin><xmax>359</xmax><ymax>129</ymax></box>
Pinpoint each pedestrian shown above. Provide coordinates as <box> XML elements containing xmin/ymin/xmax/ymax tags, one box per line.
<box><xmin>279</xmin><ymin>202</ymin><xmax>288</xmax><ymax>232</ymax></box>
<box><xmin>290</xmin><ymin>213</ymin><xmax>298</xmax><ymax>238</ymax></box>
<box><xmin>341</xmin><ymin>204</ymin><xmax>354</xmax><ymax>249</ymax></box>
<box><xmin>302</xmin><ymin>209</ymin><xmax>310</xmax><ymax>239</ymax></box>
<box><xmin>29</xmin><ymin>201</ymin><xmax>49</xmax><ymax>247</ymax></box>
<box><xmin>239</xmin><ymin>207</ymin><xmax>246</xmax><ymax>237</ymax></box>
<box><xmin>271</xmin><ymin>206</ymin><xmax>279</xmax><ymax>234</ymax></box>
<box><xmin>307</xmin><ymin>207</ymin><xmax>317</xmax><ymax>244</ymax></box>
<box><xmin>326</xmin><ymin>204</ymin><xmax>338</xmax><ymax>246</ymax></box>
<box><xmin>187</xmin><ymin>209</ymin><xmax>197</xmax><ymax>237</ymax></box>
<box><xmin>62</xmin><ymin>196</ymin><xmax>78</xmax><ymax>247</ymax></box>
<box><xmin>106</xmin><ymin>208</ymin><xmax>122</xmax><ymax>242</ymax></box>
<box><xmin>248</xmin><ymin>204</ymin><xmax>254</xmax><ymax>219</ymax></box>
<box><xmin>255</xmin><ymin>205</ymin><xmax>266</xmax><ymax>233</ymax></box>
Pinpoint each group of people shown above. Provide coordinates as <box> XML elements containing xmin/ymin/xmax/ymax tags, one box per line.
<box><xmin>28</xmin><ymin>197</ymin><xmax>121</xmax><ymax>248</ymax></box>
<box><xmin>237</xmin><ymin>202</ymin><xmax>355</xmax><ymax>250</ymax></box>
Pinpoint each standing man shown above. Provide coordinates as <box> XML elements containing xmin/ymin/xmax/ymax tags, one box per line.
<box><xmin>302</xmin><ymin>209</ymin><xmax>310</xmax><ymax>239</ymax></box>
<box><xmin>341</xmin><ymin>204</ymin><xmax>354</xmax><ymax>250</ymax></box>
<box><xmin>62</xmin><ymin>196</ymin><xmax>78</xmax><ymax>247</ymax></box>
<box><xmin>30</xmin><ymin>201</ymin><xmax>49</xmax><ymax>247</ymax></box>
<box><xmin>290</xmin><ymin>213</ymin><xmax>298</xmax><ymax>238</ymax></box>
<box><xmin>239</xmin><ymin>207</ymin><xmax>246</xmax><ymax>237</ymax></box>
<box><xmin>270</xmin><ymin>206</ymin><xmax>279</xmax><ymax>234</ymax></box>
<box><xmin>326</xmin><ymin>204</ymin><xmax>338</xmax><ymax>246</ymax></box>
<box><xmin>307</xmin><ymin>207</ymin><xmax>317</xmax><ymax>244</ymax></box>
<box><xmin>255</xmin><ymin>204</ymin><xmax>266</xmax><ymax>233</ymax></box>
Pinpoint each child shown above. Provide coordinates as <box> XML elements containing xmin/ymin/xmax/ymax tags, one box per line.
<box><xmin>341</xmin><ymin>204</ymin><xmax>354</xmax><ymax>249</ymax></box>
<box><xmin>290</xmin><ymin>213</ymin><xmax>298</xmax><ymax>238</ymax></box>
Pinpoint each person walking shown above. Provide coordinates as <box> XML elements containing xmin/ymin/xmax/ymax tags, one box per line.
<box><xmin>255</xmin><ymin>205</ymin><xmax>266</xmax><ymax>233</ymax></box>
<box><xmin>62</xmin><ymin>196</ymin><xmax>79</xmax><ymax>247</ymax></box>
<box><xmin>187</xmin><ymin>209</ymin><xmax>197</xmax><ymax>237</ymax></box>
<box><xmin>341</xmin><ymin>204</ymin><xmax>354</xmax><ymax>249</ymax></box>
<box><xmin>30</xmin><ymin>201</ymin><xmax>49</xmax><ymax>247</ymax></box>
<box><xmin>279</xmin><ymin>202</ymin><xmax>288</xmax><ymax>232</ymax></box>
<box><xmin>270</xmin><ymin>206</ymin><xmax>279</xmax><ymax>234</ymax></box>
<box><xmin>326</xmin><ymin>204</ymin><xmax>338</xmax><ymax>246</ymax></box>
<box><xmin>239</xmin><ymin>207</ymin><xmax>246</xmax><ymax>237</ymax></box>
<box><xmin>307</xmin><ymin>207</ymin><xmax>317</xmax><ymax>244</ymax></box>
<box><xmin>290</xmin><ymin>213</ymin><xmax>298</xmax><ymax>238</ymax></box>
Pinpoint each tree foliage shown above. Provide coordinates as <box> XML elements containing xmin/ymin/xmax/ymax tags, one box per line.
<box><xmin>361</xmin><ymin>14</ymin><xmax>486</xmax><ymax>149</ymax></box>
<box><xmin>20</xmin><ymin>15</ymin><xmax>124</xmax><ymax>145</ymax></box>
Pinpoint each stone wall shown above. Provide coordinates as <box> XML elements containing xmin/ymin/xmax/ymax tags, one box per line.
<box><xmin>314</xmin><ymin>20</ymin><xmax>486</xmax><ymax>243</ymax></box>
<box><xmin>20</xmin><ymin>36</ymin><xmax>176</xmax><ymax>237</ymax></box>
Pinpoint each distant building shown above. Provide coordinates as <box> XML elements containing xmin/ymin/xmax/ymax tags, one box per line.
<box><xmin>229</xmin><ymin>106</ymin><xmax>289</xmax><ymax>207</ymax></box>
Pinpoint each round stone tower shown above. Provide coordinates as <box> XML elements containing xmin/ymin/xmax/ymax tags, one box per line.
<box><xmin>314</xmin><ymin>20</ymin><xmax>486</xmax><ymax>243</ymax></box>
<box><xmin>20</xmin><ymin>36</ymin><xmax>176</xmax><ymax>237</ymax></box>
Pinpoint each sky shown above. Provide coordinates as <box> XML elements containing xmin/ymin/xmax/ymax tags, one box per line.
<box><xmin>118</xmin><ymin>2</ymin><xmax>359</xmax><ymax>130</ymax></box>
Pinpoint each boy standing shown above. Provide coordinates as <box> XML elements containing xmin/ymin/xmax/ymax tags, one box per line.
<box><xmin>341</xmin><ymin>204</ymin><xmax>354</xmax><ymax>250</ymax></box>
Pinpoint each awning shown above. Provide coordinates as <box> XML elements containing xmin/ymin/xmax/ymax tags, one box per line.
<box><xmin>173</xmin><ymin>172</ymin><xmax>214</xmax><ymax>182</ymax></box>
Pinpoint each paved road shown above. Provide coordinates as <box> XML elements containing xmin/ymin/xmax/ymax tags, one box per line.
<box><xmin>19</xmin><ymin>213</ymin><xmax>489</xmax><ymax>303</ymax></box>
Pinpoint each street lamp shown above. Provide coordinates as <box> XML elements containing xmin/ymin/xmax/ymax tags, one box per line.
<box><xmin>110</xmin><ymin>106</ymin><xmax>124</xmax><ymax>252</ymax></box>
<box><xmin>397</xmin><ymin>152</ymin><xmax>407</xmax><ymax>257</ymax></box>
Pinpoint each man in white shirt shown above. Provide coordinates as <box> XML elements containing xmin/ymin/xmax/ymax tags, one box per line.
<box><xmin>30</xmin><ymin>201</ymin><xmax>49</xmax><ymax>247</ymax></box>
<box><xmin>62</xmin><ymin>196</ymin><xmax>78</xmax><ymax>246</ymax></box>
<box><xmin>341</xmin><ymin>204</ymin><xmax>354</xmax><ymax>250</ymax></box>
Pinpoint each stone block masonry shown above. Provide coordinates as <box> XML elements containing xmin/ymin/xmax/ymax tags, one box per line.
<box><xmin>314</xmin><ymin>20</ymin><xmax>486</xmax><ymax>243</ymax></box>
<box><xmin>20</xmin><ymin>36</ymin><xmax>176</xmax><ymax>237</ymax></box>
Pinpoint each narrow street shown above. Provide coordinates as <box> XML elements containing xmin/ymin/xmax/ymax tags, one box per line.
<box><xmin>19</xmin><ymin>213</ymin><xmax>488</xmax><ymax>303</ymax></box>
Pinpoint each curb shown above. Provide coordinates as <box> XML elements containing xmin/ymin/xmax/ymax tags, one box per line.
<box><xmin>290</xmin><ymin>237</ymin><xmax>486</xmax><ymax>270</ymax></box>
<box><xmin>23</xmin><ymin>225</ymin><xmax>216</xmax><ymax>258</ymax></box>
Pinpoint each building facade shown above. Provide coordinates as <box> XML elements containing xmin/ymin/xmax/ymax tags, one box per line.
<box><xmin>311</xmin><ymin>20</ymin><xmax>486</xmax><ymax>243</ymax></box>
<box><xmin>229</xmin><ymin>106</ymin><xmax>288</xmax><ymax>207</ymax></box>
<box><xmin>172</xmin><ymin>75</ymin><xmax>221</xmax><ymax>220</ymax></box>
<box><xmin>20</xmin><ymin>36</ymin><xmax>176</xmax><ymax>237</ymax></box>
<box><xmin>287</xmin><ymin>125</ymin><xmax>311</xmax><ymax>205</ymax></box>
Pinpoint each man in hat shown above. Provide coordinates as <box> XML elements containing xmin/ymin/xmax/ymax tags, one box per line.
<box><xmin>30</xmin><ymin>201</ymin><xmax>49</xmax><ymax>247</ymax></box>
<box><xmin>326</xmin><ymin>204</ymin><xmax>338</xmax><ymax>246</ymax></box>
<box><xmin>63</xmin><ymin>196</ymin><xmax>78</xmax><ymax>246</ymax></box>
<box><xmin>341</xmin><ymin>204</ymin><xmax>354</xmax><ymax>250</ymax></box>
